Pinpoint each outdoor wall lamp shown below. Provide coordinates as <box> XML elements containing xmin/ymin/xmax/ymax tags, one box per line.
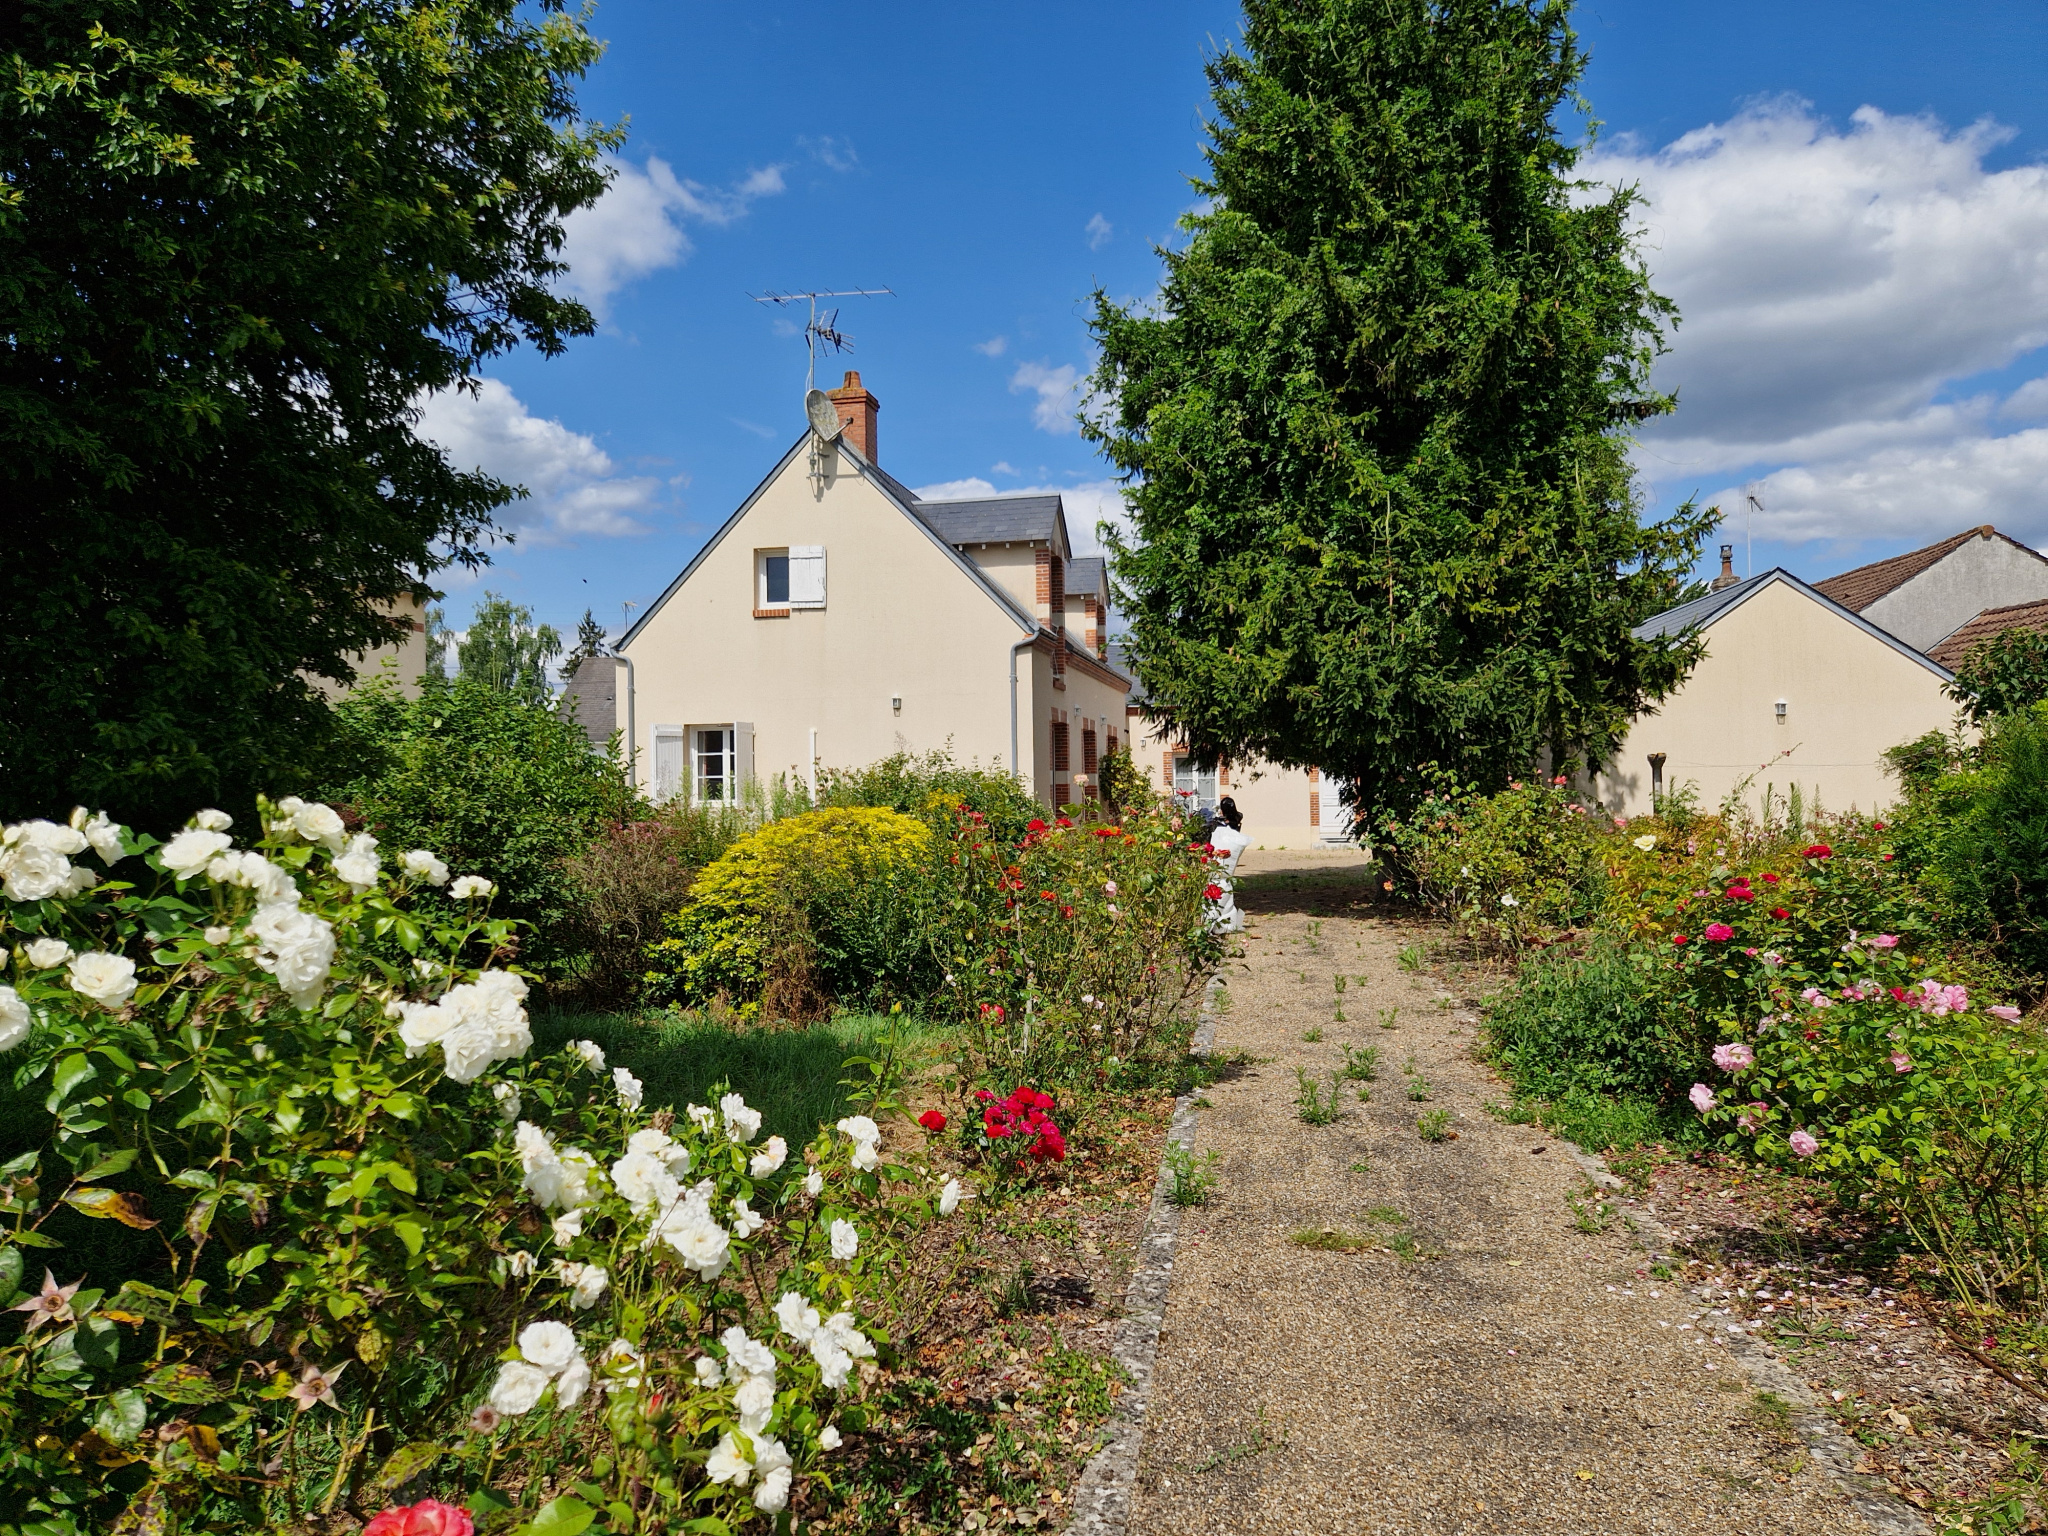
<box><xmin>1648</xmin><ymin>752</ymin><xmax>1666</xmax><ymax>797</ymax></box>
<box><xmin>890</xmin><ymin>694</ymin><xmax>903</xmax><ymax>714</ymax></box>
<box><xmin>1775</xmin><ymin>699</ymin><xmax>1788</xmax><ymax>721</ymax></box>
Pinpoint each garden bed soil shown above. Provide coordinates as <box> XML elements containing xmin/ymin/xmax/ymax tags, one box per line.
<box><xmin>1122</xmin><ymin>849</ymin><xmax>1898</xmax><ymax>1535</ymax></box>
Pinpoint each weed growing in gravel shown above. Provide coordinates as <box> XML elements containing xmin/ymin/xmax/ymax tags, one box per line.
<box><xmin>1388</xmin><ymin>1233</ymin><xmax>1421</xmax><ymax>1260</ymax></box>
<box><xmin>1164</xmin><ymin>1141</ymin><xmax>1221</xmax><ymax>1207</ymax></box>
<box><xmin>1398</xmin><ymin>944</ymin><xmax>1425</xmax><ymax>972</ymax></box>
<box><xmin>1294</xmin><ymin>1066</ymin><xmax>1343</xmax><ymax>1125</ymax></box>
<box><xmin>1304</xmin><ymin>918</ymin><xmax>1324</xmax><ymax>951</ymax></box>
<box><xmin>1377</xmin><ymin>1007</ymin><xmax>1399</xmax><ymax>1030</ymax></box>
<box><xmin>1365</xmin><ymin>1205</ymin><xmax>1405</xmax><ymax>1224</ymax></box>
<box><xmin>1183</xmin><ymin>1407</ymin><xmax>1284</xmax><ymax>1475</ymax></box>
<box><xmin>1291</xmin><ymin>1226</ymin><xmax>1372</xmax><ymax>1252</ymax></box>
<box><xmin>1650</xmin><ymin>1262</ymin><xmax>1677</xmax><ymax>1281</ymax></box>
<box><xmin>1747</xmin><ymin>1391</ymin><xmax>1798</xmax><ymax>1443</ymax></box>
<box><xmin>1341</xmin><ymin>1045</ymin><xmax>1380</xmax><ymax>1081</ymax></box>
<box><xmin>1356</xmin><ymin>1084</ymin><xmax>1372</xmax><ymax>1104</ymax></box>
<box><xmin>1404</xmin><ymin>1071</ymin><xmax>1432</xmax><ymax>1102</ymax></box>
<box><xmin>1417</xmin><ymin>1108</ymin><xmax>1453</xmax><ymax>1142</ymax></box>
<box><xmin>1333</xmin><ymin>975</ymin><xmax>1348</xmax><ymax>1022</ymax></box>
<box><xmin>993</xmin><ymin>1260</ymin><xmax>1039</xmax><ymax>1317</ymax></box>
<box><xmin>1213</xmin><ymin>984</ymin><xmax>1233</xmax><ymax>1013</ymax></box>
<box><xmin>1303</xmin><ymin>1026</ymin><xmax>1324</xmax><ymax>1042</ymax></box>
<box><xmin>1348</xmin><ymin>1159</ymin><xmax>1372</xmax><ymax>1173</ymax></box>
<box><xmin>1566</xmin><ymin>1178</ymin><xmax>1616</xmax><ymax>1232</ymax></box>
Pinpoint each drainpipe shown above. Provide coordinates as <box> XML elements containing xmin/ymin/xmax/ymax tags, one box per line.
<box><xmin>1009</xmin><ymin>635</ymin><xmax>1036</xmax><ymax>789</ymax></box>
<box><xmin>621</xmin><ymin>654</ymin><xmax>637</xmax><ymax>790</ymax></box>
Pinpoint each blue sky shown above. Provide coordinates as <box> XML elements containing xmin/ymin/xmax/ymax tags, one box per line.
<box><xmin>431</xmin><ymin>0</ymin><xmax>2048</xmax><ymax>640</ymax></box>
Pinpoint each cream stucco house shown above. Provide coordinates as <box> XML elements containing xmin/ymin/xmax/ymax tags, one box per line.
<box><xmin>578</xmin><ymin>372</ymin><xmax>1132</xmax><ymax>808</ymax></box>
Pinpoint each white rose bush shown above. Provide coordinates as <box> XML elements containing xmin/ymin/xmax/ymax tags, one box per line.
<box><xmin>0</xmin><ymin>800</ymin><xmax>956</xmax><ymax>1535</ymax></box>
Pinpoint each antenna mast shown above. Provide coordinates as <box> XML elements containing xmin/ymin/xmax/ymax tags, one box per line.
<box><xmin>752</xmin><ymin>287</ymin><xmax>894</xmax><ymax>390</ymax></box>
<box><xmin>1745</xmin><ymin>493</ymin><xmax>1762</xmax><ymax>579</ymax></box>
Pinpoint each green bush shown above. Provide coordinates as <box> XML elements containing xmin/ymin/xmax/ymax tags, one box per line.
<box><xmin>320</xmin><ymin>675</ymin><xmax>638</xmax><ymax>974</ymax></box>
<box><xmin>1484</xmin><ymin>936</ymin><xmax>1689</xmax><ymax>1100</ymax></box>
<box><xmin>817</xmin><ymin>748</ymin><xmax>1039</xmax><ymax>843</ymax></box>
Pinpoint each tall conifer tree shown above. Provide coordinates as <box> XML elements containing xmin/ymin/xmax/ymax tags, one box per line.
<box><xmin>1086</xmin><ymin>0</ymin><xmax>1713</xmax><ymax>826</ymax></box>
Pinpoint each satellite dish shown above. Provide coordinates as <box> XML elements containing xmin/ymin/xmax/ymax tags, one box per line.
<box><xmin>805</xmin><ymin>388</ymin><xmax>843</xmax><ymax>441</ymax></box>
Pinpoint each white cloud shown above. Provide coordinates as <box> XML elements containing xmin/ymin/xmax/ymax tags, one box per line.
<box><xmin>1086</xmin><ymin>213</ymin><xmax>1113</xmax><ymax>250</ymax></box>
<box><xmin>415</xmin><ymin>379</ymin><xmax>663</xmax><ymax>541</ymax></box>
<box><xmin>991</xmin><ymin>461</ymin><xmax>1018</xmax><ymax>475</ymax></box>
<box><xmin>912</xmin><ymin>477</ymin><xmax>1132</xmax><ymax>562</ymax></box>
<box><xmin>559</xmin><ymin>156</ymin><xmax>787</xmax><ymax>314</ymax></box>
<box><xmin>974</xmin><ymin>336</ymin><xmax>1008</xmax><ymax>357</ymax></box>
<box><xmin>800</xmin><ymin>135</ymin><xmax>859</xmax><ymax>172</ymax></box>
<box><xmin>1010</xmin><ymin>361</ymin><xmax>1084</xmax><ymax>433</ymax></box>
<box><xmin>1582</xmin><ymin>99</ymin><xmax>2048</xmax><ymax>545</ymax></box>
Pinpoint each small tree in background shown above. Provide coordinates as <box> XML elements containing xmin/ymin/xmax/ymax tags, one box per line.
<box><xmin>1085</xmin><ymin>0</ymin><xmax>1713</xmax><ymax>829</ymax></box>
<box><xmin>565</xmin><ymin>606</ymin><xmax>612</xmax><ymax>668</ymax></box>
<box><xmin>1946</xmin><ymin>629</ymin><xmax>2048</xmax><ymax>724</ymax></box>
<box><xmin>457</xmin><ymin>592</ymin><xmax>564</xmax><ymax>707</ymax></box>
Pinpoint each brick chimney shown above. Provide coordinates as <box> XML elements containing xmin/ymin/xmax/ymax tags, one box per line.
<box><xmin>827</xmin><ymin>370</ymin><xmax>879</xmax><ymax>463</ymax></box>
<box><xmin>1709</xmin><ymin>543</ymin><xmax>1740</xmax><ymax>592</ymax></box>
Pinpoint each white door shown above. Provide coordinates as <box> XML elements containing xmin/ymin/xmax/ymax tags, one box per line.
<box><xmin>653</xmin><ymin>728</ymin><xmax>684</xmax><ymax>803</ymax></box>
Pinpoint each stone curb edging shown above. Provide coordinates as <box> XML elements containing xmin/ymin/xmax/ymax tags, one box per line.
<box><xmin>1058</xmin><ymin>984</ymin><xmax>1220</xmax><ymax>1536</ymax></box>
<box><xmin>1443</xmin><ymin>985</ymin><xmax>1936</xmax><ymax>1536</ymax></box>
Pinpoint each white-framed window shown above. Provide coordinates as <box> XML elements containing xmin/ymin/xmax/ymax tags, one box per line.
<box><xmin>652</xmin><ymin>726</ymin><xmax>685</xmax><ymax>803</ymax></box>
<box><xmin>1173</xmin><ymin>755</ymin><xmax>1217</xmax><ymax>813</ymax></box>
<box><xmin>689</xmin><ymin>723</ymin><xmax>755</xmax><ymax>804</ymax></box>
<box><xmin>788</xmin><ymin>545</ymin><xmax>826</xmax><ymax>609</ymax></box>
<box><xmin>756</xmin><ymin>549</ymin><xmax>790</xmax><ymax>609</ymax></box>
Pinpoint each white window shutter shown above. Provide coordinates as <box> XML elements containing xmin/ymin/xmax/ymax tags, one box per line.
<box><xmin>732</xmin><ymin>722</ymin><xmax>754</xmax><ymax>786</ymax></box>
<box><xmin>653</xmin><ymin>728</ymin><xmax>684</xmax><ymax>803</ymax></box>
<box><xmin>789</xmin><ymin>545</ymin><xmax>826</xmax><ymax>608</ymax></box>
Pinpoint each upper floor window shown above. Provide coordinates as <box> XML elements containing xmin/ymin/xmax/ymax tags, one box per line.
<box><xmin>758</xmin><ymin>550</ymin><xmax>790</xmax><ymax>609</ymax></box>
<box><xmin>755</xmin><ymin>546</ymin><xmax>825</xmax><ymax>612</ymax></box>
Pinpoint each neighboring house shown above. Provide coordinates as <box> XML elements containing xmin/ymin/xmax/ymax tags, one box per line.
<box><xmin>1924</xmin><ymin>597</ymin><xmax>2048</xmax><ymax>670</ymax></box>
<box><xmin>581</xmin><ymin>372</ymin><xmax>1132</xmax><ymax>808</ymax></box>
<box><xmin>1110</xmin><ymin>643</ymin><xmax>1348</xmax><ymax>849</ymax></box>
<box><xmin>315</xmin><ymin>593</ymin><xmax>430</xmax><ymax>701</ymax></box>
<box><xmin>1812</xmin><ymin>525</ymin><xmax>2048</xmax><ymax>653</ymax></box>
<box><xmin>1598</xmin><ymin>569</ymin><xmax>1957</xmax><ymax>817</ymax></box>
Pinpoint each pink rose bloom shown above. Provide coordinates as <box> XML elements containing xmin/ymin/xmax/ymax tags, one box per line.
<box><xmin>1870</xmin><ymin>934</ymin><xmax>1899</xmax><ymax>948</ymax></box>
<box><xmin>1688</xmin><ymin>1083</ymin><xmax>1717</xmax><ymax>1114</ymax></box>
<box><xmin>1889</xmin><ymin>1051</ymin><xmax>1912</xmax><ymax>1073</ymax></box>
<box><xmin>1799</xmin><ymin>987</ymin><xmax>1832</xmax><ymax>1009</ymax></box>
<box><xmin>1990</xmin><ymin>1005</ymin><xmax>2024</xmax><ymax>1021</ymax></box>
<box><xmin>1788</xmin><ymin>1130</ymin><xmax>1819</xmax><ymax>1158</ymax></box>
<box><xmin>1712</xmin><ymin>1042</ymin><xmax>1755</xmax><ymax>1072</ymax></box>
<box><xmin>1704</xmin><ymin>922</ymin><xmax>1735</xmax><ymax>942</ymax></box>
<box><xmin>1736</xmin><ymin>1114</ymin><xmax>1756</xmax><ymax>1134</ymax></box>
<box><xmin>1743</xmin><ymin>947</ymin><xmax>1758</xmax><ymax>957</ymax></box>
<box><xmin>364</xmin><ymin>1502</ymin><xmax>473</xmax><ymax>1536</ymax></box>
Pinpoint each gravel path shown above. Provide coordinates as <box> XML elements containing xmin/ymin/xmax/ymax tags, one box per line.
<box><xmin>1122</xmin><ymin>852</ymin><xmax>1889</xmax><ymax>1536</ymax></box>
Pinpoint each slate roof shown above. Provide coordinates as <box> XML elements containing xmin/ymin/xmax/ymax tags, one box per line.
<box><xmin>912</xmin><ymin>493</ymin><xmax>1067</xmax><ymax>551</ymax></box>
<box><xmin>1811</xmin><ymin>525</ymin><xmax>2039</xmax><ymax>613</ymax></box>
<box><xmin>1106</xmin><ymin>639</ymin><xmax>1143</xmax><ymax>701</ymax></box>
<box><xmin>1926</xmin><ymin>598</ymin><xmax>2048</xmax><ymax>669</ymax></box>
<box><xmin>1067</xmin><ymin>556</ymin><xmax>1107</xmax><ymax>600</ymax></box>
<box><xmin>1631</xmin><ymin>568</ymin><xmax>1953</xmax><ymax>680</ymax></box>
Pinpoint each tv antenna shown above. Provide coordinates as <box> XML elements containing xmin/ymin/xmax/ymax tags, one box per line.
<box><xmin>1745</xmin><ymin>492</ymin><xmax>1763</xmax><ymax>578</ymax></box>
<box><xmin>752</xmin><ymin>287</ymin><xmax>894</xmax><ymax>438</ymax></box>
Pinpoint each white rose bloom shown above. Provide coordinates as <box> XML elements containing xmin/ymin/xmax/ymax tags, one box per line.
<box><xmin>491</xmin><ymin>1082</ymin><xmax>521</xmax><ymax>1122</ymax></box>
<box><xmin>68</xmin><ymin>951</ymin><xmax>137</xmax><ymax>1008</ymax></box>
<box><xmin>733</xmin><ymin>1373</ymin><xmax>776</xmax><ymax>1435</ymax></box>
<box><xmin>811</xmin><ymin>1336</ymin><xmax>854</xmax><ymax>1390</ymax></box>
<box><xmin>292</xmin><ymin>802</ymin><xmax>348</xmax><ymax>852</ymax></box>
<box><xmin>570</xmin><ymin>1038</ymin><xmax>607</xmax><ymax>1074</ymax></box>
<box><xmin>774</xmin><ymin>1292</ymin><xmax>821</xmax><ymax>1344</ymax></box>
<box><xmin>721</xmin><ymin>1325</ymin><xmax>777</xmax><ymax>1382</ymax></box>
<box><xmin>850</xmin><ymin>1140</ymin><xmax>880</xmax><ymax>1173</ymax></box>
<box><xmin>829</xmin><ymin>1219</ymin><xmax>859</xmax><ymax>1262</ymax></box>
<box><xmin>804</xmin><ymin>1168</ymin><xmax>824</xmax><ymax>1198</ymax></box>
<box><xmin>555</xmin><ymin>1261</ymin><xmax>609</xmax><ymax>1309</ymax></box>
<box><xmin>395</xmin><ymin>1001</ymin><xmax>451</xmax><ymax>1056</ymax></box>
<box><xmin>686</xmin><ymin>1103</ymin><xmax>717</xmax><ymax>1133</ymax></box>
<box><xmin>13</xmin><ymin>820</ymin><xmax>87</xmax><ymax>856</ymax></box>
<box><xmin>730</xmin><ymin>1198</ymin><xmax>764</xmax><ymax>1239</ymax></box>
<box><xmin>212</xmin><ymin>850</ymin><xmax>295</xmax><ymax>902</ymax></box>
<box><xmin>837</xmin><ymin>1114</ymin><xmax>882</xmax><ymax>1171</ymax></box>
<box><xmin>247</xmin><ymin>902</ymin><xmax>335</xmax><ymax>1009</ymax></box>
<box><xmin>609</xmin><ymin>1150</ymin><xmax>678</xmax><ymax>1216</ymax></box>
<box><xmin>333</xmin><ymin>832</ymin><xmax>380</xmax><ymax>892</ymax></box>
<box><xmin>450</xmin><ymin>875</ymin><xmax>495</xmax><ymax>899</ymax></box>
<box><xmin>25</xmin><ymin>938</ymin><xmax>72</xmax><ymax>969</ymax></box>
<box><xmin>428</xmin><ymin>970</ymin><xmax>533</xmax><ymax>1084</ymax></box>
<box><xmin>203</xmin><ymin>925</ymin><xmax>231</xmax><ymax>945</ymax></box>
<box><xmin>551</xmin><ymin>1210</ymin><xmax>586</xmax><ymax>1246</ymax></box>
<box><xmin>939</xmin><ymin>1178</ymin><xmax>963</xmax><ymax>1216</ymax></box>
<box><xmin>401</xmin><ymin>849</ymin><xmax>450</xmax><ymax>886</ymax></box>
<box><xmin>505</xmin><ymin>1249</ymin><xmax>538</xmax><ymax>1279</ymax></box>
<box><xmin>705</xmin><ymin>1431</ymin><xmax>753</xmax><ymax>1487</ymax></box>
<box><xmin>820</xmin><ymin>1424</ymin><xmax>843</xmax><ymax>1450</ymax></box>
<box><xmin>2</xmin><ymin>842</ymin><xmax>71</xmax><ymax>901</ymax></box>
<box><xmin>0</xmin><ymin>985</ymin><xmax>31</xmax><ymax>1052</ymax></box>
<box><xmin>601</xmin><ymin>1338</ymin><xmax>645</xmax><ymax>1386</ymax></box>
<box><xmin>486</xmin><ymin>1360</ymin><xmax>552</xmax><ymax>1416</ymax></box>
<box><xmin>749</xmin><ymin>1136</ymin><xmax>788</xmax><ymax>1178</ymax></box>
<box><xmin>612</xmin><ymin>1067</ymin><xmax>643</xmax><ymax>1110</ymax></box>
<box><xmin>752</xmin><ymin>1443</ymin><xmax>793</xmax><ymax>1513</ymax></box>
<box><xmin>517</xmin><ymin>1124</ymin><xmax>596</xmax><ymax>1211</ymax></box>
<box><xmin>192</xmin><ymin>809</ymin><xmax>232</xmax><ymax>833</ymax></box>
<box><xmin>517</xmin><ymin>1320</ymin><xmax>580</xmax><ymax>1373</ymax></box>
<box><xmin>80</xmin><ymin>812</ymin><xmax>124</xmax><ymax>864</ymax></box>
<box><xmin>819</xmin><ymin>1312</ymin><xmax>875</xmax><ymax>1360</ymax></box>
<box><xmin>695</xmin><ymin>1356</ymin><xmax>724</xmax><ymax>1386</ymax></box>
<box><xmin>627</xmin><ymin>1126</ymin><xmax>692</xmax><ymax>1173</ymax></box>
<box><xmin>653</xmin><ymin>1203</ymin><xmax>730</xmax><ymax>1278</ymax></box>
<box><xmin>554</xmin><ymin>1352</ymin><xmax>593</xmax><ymax>1409</ymax></box>
<box><xmin>721</xmin><ymin>1092</ymin><xmax>763</xmax><ymax>1143</ymax></box>
<box><xmin>56</xmin><ymin>864</ymin><xmax>98</xmax><ymax>898</ymax></box>
<box><xmin>550</xmin><ymin>1147</ymin><xmax>600</xmax><ymax>1214</ymax></box>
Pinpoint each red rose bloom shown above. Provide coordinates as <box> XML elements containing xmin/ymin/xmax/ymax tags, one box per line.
<box><xmin>1761</xmin><ymin>872</ymin><xmax>1779</xmax><ymax>884</ymax></box>
<box><xmin>1872</xmin><ymin>821</ymin><xmax>1886</xmax><ymax>832</ymax></box>
<box><xmin>918</xmin><ymin>1110</ymin><xmax>948</xmax><ymax>1133</ymax></box>
<box><xmin>1203</xmin><ymin>883</ymin><xmax>1224</xmax><ymax>900</ymax></box>
<box><xmin>364</xmin><ymin>1502</ymin><xmax>473</xmax><ymax>1536</ymax></box>
<box><xmin>1672</xmin><ymin>934</ymin><xmax>1689</xmax><ymax>945</ymax></box>
<box><xmin>1704</xmin><ymin>922</ymin><xmax>1735</xmax><ymax>941</ymax></box>
<box><xmin>1889</xmin><ymin>987</ymin><xmax>1910</xmax><ymax>1003</ymax></box>
<box><xmin>1800</xmin><ymin>843</ymin><xmax>1833</xmax><ymax>859</ymax></box>
<box><xmin>974</xmin><ymin>1088</ymin><xmax>996</xmax><ymax>1103</ymax></box>
<box><xmin>1724</xmin><ymin>886</ymin><xmax>1755</xmax><ymax>901</ymax></box>
<box><xmin>1057</xmin><ymin>816</ymin><xmax>1074</xmax><ymax>828</ymax></box>
<box><xmin>1770</xmin><ymin>907</ymin><xmax>1791</xmax><ymax>920</ymax></box>
<box><xmin>1027</xmin><ymin>818</ymin><xmax>1047</xmax><ymax>833</ymax></box>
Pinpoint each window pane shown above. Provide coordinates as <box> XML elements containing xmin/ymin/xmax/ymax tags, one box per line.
<box><xmin>765</xmin><ymin>555</ymin><xmax>789</xmax><ymax>606</ymax></box>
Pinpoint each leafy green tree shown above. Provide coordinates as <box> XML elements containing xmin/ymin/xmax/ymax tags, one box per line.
<box><xmin>1085</xmin><ymin>0</ymin><xmax>1713</xmax><ymax>826</ymax></box>
<box><xmin>1945</xmin><ymin>629</ymin><xmax>2048</xmax><ymax>724</ymax></box>
<box><xmin>458</xmin><ymin>591</ymin><xmax>564</xmax><ymax>706</ymax></box>
<box><xmin>0</xmin><ymin>0</ymin><xmax>616</xmax><ymax>828</ymax></box>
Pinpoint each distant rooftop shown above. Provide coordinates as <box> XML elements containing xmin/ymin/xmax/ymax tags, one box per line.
<box><xmin>911</xmin><ymin>493</ymin><xmax>1066</xmax><ymax>549</ymax></box>
<box><xmin>1926</xmin><ymin>597</ymin><xmax>2048</xmax><ymax>670</ymax></box>
<box><xmin>1812</xmin><ymin>525</ymin><xmax>2036</xmax><ymax>613</ymax></box>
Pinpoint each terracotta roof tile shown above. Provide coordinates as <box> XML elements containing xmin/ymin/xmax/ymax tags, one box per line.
<box><xmin>1811</xmin><ymin>525</ymin><xmax>2026</xmax><ymax>612</ymax></box>
<box><xmin>1926</xmin><ymin>598</ymin><xmax>2048</xmax><ymax>669</ymax></box>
